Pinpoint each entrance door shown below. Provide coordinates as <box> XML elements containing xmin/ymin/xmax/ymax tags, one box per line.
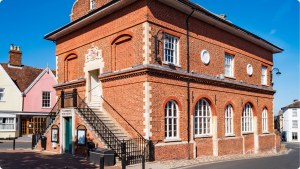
<box><xmin>21</xmin><ymin>119</ymin><xmax>27</xmax><ymax>135</ymax></box>
<box><xmin>65</xmin><ymin>117</ymin><xmax>72</xmax><ymax>153</ymax></box>
<box><xmin>90</xmin><ymin>69</ymin><xmax>100</xmax><ymax>100</ymax></box>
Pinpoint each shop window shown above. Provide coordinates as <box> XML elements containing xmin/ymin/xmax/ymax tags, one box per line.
<box><xmin>0</xmin><ymin>118</ymin><xmax>14</xmax><ymax>130</ymax></box>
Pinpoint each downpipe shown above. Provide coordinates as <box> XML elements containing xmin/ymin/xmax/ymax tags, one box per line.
<box><xmin>186</xmin><ymin>8</ymin><xmax>195</xmax><ymax>160</ymax></box>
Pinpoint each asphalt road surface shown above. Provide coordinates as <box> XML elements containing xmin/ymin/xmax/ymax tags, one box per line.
<box><xmin>182</xmin><ymin>142</ymin><xmax>300</xmax><ymax>169</ymax></box>
<box><xmin>0</xmin><ymin>141</ymin><xmax>31</xmax><ymax>150</ymax></box>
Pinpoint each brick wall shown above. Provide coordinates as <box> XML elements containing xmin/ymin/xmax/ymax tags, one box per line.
<box><xmin>154</xmin><ymin>142</ymin><xmax>194</xmax><ymax>161</ymax></box>
<box><xmin>258</xmin><ymin>134</ymin><xmax>275</xmax><ymax>153</ymax></box>
<box><xmin>243</xmin><ymin>134</ymin><xmax>254</xmax><ymax>154</ymax></box>
<box><xmin>8</xmin><ymin>50</ymin><xmax>22</xmax><ymax>67</ymax></box>
<box><xmin>195</xmin><ymin>138</ymin><xmax>213</xmax><ymax>156</ymax></box>
<box><xmin>218</xmin><ymin>137</ymin><xmax>243</xmax><ymax>155</ymax></box>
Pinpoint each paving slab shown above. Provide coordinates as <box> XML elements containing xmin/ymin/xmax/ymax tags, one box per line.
<box><xmin>0</xmin><ymin>150</ymin><xmax>121</xmax><ymax>169</ymax></box>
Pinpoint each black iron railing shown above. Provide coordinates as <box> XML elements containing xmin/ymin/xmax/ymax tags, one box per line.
<box><xmin>32</xmin><ymin>96</ymin><xmax>61</xmax><ymax>149</ymax></box>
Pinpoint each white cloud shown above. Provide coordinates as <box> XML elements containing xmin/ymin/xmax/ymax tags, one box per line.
<box><xmin>270</xmin><ymin>30</ymin><xmax>277</xmax><ymax>34</ymax></box>
<box><xmin>0</xmin><ymin>0</ymin><xmax>2</xmax><ymax>3</ymax></box>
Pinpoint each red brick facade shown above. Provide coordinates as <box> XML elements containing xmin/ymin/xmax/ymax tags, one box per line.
<box><xmin>46</xmin><ymin>0</ymin><xmax>282</xmax><ymax>161</ymax></box>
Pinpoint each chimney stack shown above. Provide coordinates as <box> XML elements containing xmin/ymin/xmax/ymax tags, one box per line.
<box><xmin>294</xmin><ymin>99</ymin><xmax>298</xmax><ymax>103</ymax></box>
<box><xmin>9</xmin><ymin>44</ymin><xmax>22</xmax><ymax>67</ymax></box>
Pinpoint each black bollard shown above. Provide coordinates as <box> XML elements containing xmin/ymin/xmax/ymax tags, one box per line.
<box><xmin>99</xmin><ymin>155</ymin><xmax>104</xmax><ymax>169</ymax></box>
<box><xmin>13</xmin><ymin>138</ymin><xmax>15</xmax><ymax>150</ymax></box>
<box><xmin>142</xmin><ymin>155</ymin><xmax>145</xmax><ymax>169</ymax></box>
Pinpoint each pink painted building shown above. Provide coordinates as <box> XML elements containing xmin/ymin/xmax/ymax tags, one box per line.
<box><xmin>23</xmin><ymin>67</ymin><xmax>56</xmax><ymax>112</ymax></box>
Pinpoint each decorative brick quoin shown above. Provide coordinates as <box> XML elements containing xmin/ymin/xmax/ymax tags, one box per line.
<box><xmin>38</xmin><ymin>0</ymin><xmax>283</xmax><ymax>161</ymax></box>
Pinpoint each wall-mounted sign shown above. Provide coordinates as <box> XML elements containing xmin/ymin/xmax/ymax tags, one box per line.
<box><xmin>64</xmin><ymin>93</ymin><xmax>73</xmax><ymax>99</ymax></box>
<box><xmin>61</xmin><ymin>110</ymin><xmax>72</xmax><ymax>117</ymax></box>
<box><xmin>77</xmin><ymin>125</ymin><xmax>87</xmax><ymax>145</ymax></box>
<box><xmin>85</xmin><ymin>43</ymin><xmax>102</xmax><ymax>63</ymax></box>
<box><xmin>51</xmin><ymin>125</ymin><xmax>59</xmax><ymax>143</ymax></box>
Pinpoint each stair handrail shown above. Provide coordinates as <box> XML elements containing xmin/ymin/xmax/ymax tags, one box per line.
<box><xmin>100</xmin><ymin>96</ymin><xmax>146</xmax><ymax>141</ymax></box>
<box><xmin>76</xmin><ymin>94</ymin><xmax>122</xmax><ymax>151</ymax></box>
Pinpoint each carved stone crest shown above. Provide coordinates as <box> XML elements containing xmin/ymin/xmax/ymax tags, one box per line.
<box><xmin>85</xmin><ymin>43</ymin><xmax>102</xmax><ymax>63</ymax></box>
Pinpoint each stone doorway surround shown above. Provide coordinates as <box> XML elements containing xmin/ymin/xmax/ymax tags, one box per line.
<box><xmin>60</xmin><ymin>108</ymin><xmax>76</xmax><ymax>155</ymax></box>
<box><xmin>84</xmin><ymin>43</ymin><xmax>104</xmax><ymax>105</ymax></box>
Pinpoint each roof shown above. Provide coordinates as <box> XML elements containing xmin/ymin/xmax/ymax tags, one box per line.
<box><xmin>281</xmin><ymin>101</ymin><xmax>300</xmax><ymax>110</ymax></box>
<box><xmin>0</xmin><ymin>63</ymin><xmax>56</xmax><ymax>93</ymax></box>
<box><xmin>44</xmin><ymin>0</ymin><xmax>283</xmax><ymax>53</ymax></box>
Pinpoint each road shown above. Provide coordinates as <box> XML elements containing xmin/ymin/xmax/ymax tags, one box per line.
<box><xmin>0</xmin><ymin>141</ymin><xmax>31</xmax><ymax>150</ymax></box>
<box><xmin>182</xmin><ymin>142</ymin><xmax>299</xmax><ymax>169</ymax></box>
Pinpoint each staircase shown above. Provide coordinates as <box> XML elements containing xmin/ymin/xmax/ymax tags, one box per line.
<box><xmin>87</xmin><ymin>97</ymin><xmax>129</xmax><ymax>141</ymax></box>
<box><xmin>77</xmin><ymin>96</ymin><xmax>147</xmax><ymax>165</ymax></box>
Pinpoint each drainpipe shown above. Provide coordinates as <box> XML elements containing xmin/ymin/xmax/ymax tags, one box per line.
<box><xmin>186</xmin><ymin>8</ymin><xmax>195</xmax><ymax>160</ymax></box>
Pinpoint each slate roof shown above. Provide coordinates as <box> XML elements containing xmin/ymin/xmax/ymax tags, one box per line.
<box><xmin>0</xmin><ymin>63</ymin><xmax>56</xmax><ymax>92</ymax></box>
<box><xmin>281</xmin><ymin>101</ymin><xmax>300</xmax><ymax>110</ymax></box>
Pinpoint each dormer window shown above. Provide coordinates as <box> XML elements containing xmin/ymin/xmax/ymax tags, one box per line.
<box><xmin>90</xmin><ymin>0</ymin><xmax>96</xmax><ymax>9</ymax></box>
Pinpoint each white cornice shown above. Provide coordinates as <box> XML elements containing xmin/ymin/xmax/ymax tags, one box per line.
<box><xmin>0</xmin><ymin>64</ymin><xmax>22</xmax><ymax>96</ymax></box>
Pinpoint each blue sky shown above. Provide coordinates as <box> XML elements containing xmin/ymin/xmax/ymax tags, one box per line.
<box><xmin>0</xmin><ymin>0</ymin><xmax>299</xmax><ymax>115</ymax></box>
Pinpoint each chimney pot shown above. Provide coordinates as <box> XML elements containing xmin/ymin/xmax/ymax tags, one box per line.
<box><xmin>220</xmin><ymin>14</ymin><xmax>227</xmax><ymax>19</ymax></box>
<box><xmin>10</xmin><ymin>44</ymin><xmax>14</xmax><ymax>50</ymax></box>
<box><xmin>14</xmin><ymin>46</ymin><xmax>17</xmax><ymax>50</ymax></box>
<box><xmin>17</xmin><ymin>46</ymin><xmax>20</xmax><ymax>51</ymax></box>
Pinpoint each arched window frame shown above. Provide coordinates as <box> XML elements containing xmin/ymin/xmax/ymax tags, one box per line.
<box><xmin>242</xmin><ymin>103</ymin><xmax>253</xmax><ymax>132</ymax></box>
<box><xmin>225</xmin><ymin>104</ymin><xmax>234</xmax><ymax>135</ymax></box>
<box><xmin>194</xmin><ymin>99</ymin><xmax>212</xmax><ymax>136</ymax></box>
<box><xmin>262</xmin><ymin>108</ymin><xmax>268</xmax><ymax>132</ymax></box>
<box><xmin>165</xmin><ymin>100</ymin><xmax>179</xmax><ymax>140</ymax></box>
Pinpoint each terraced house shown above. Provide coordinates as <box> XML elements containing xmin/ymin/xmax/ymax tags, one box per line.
<box><xmin>35</xmin><ymin>0</ymin><xmax>283</xmax><ymax>164</ymax></box>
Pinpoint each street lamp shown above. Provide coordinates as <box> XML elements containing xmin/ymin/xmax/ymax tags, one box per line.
<box><xmin>153</xmin><ymin>29</ymin><xmax>169</xmax><ymax>62</ymax></box>
<box><xmin>270</xmin><ymin>68</ymin><xmax>281</xmax><ymax>86</ymax></box>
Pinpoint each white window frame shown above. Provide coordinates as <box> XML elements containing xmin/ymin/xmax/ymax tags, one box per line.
<box><xmin>194</xmin><ymin>99</ymin><xmax>212</xmax><ymax>136</ymax></box>
<box><xmin>225</xmin><ymin>104</ymin><xmax>234</xmax><ymax>135</ymax></box>
<box><xmin>0</xmin><ymin>118</ymin><xmax>15</xmax><ymax>130</ymax></box>
<box><xmin>293</xmin><ymin>120</ymin><xmax>298</xmax><ymax>128</ymax></box>
<box><xmin>261</xmin><ymin>66</ymin><xmax>267</xmax><ymax>85</ymax></box>
<box><xmin>90</xmin><ymin>0</ymin><xmax>96</xmax><ymax>9</ymax></box>
<box><xmin>292</xmin><ymin>132</ymin><xmax>298</xmax><ymax>141</ymax></box>
<box><xmin>262</xmin><ymin>108</ymin><xmax>268</xmax><ymax>132</ymax></box>
<box><xmin>292</xmin><ymin>109</ymin><xmax>297</xmax><ymax>117</ymax></box>
<box><xmin>0</xmin><ymin>88</ymin><xmax>5</xmax><ymax>101</ymax></box>
<box><xmin>242</xmin><ymin>103</ymin><xmax>253</xmax><ymax>132</ymax></box>
<box><xmin>225</xmin><ymin>53</ymin><xmax>234</xmax><ymax>77</ymax></box>
<box><xmin>163</xmin><ymin>34</ymin><xmax>179</xmax><ymax>66</ymax></box>
<box><xmin>42</xmin><ymin>91</ymin><xmax>51</xmax><ymax>109</ymax></box>
<box><xmin>165</xmin><ymin>100</ymin><xmax>179</xmax><ymax>140</ymax></box>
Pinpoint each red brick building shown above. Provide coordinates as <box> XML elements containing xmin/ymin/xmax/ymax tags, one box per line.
<box><xmin>37</xmin><ymin>0</ymin><xmax>283</xmax><ymax>162</ymax></box>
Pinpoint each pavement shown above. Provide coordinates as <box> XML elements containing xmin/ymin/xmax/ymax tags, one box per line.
<box><xmin>0</xmin><ymin>141</ymin><xmax>32</xmax><ymax>150</ymax></box>
<box><xmin>0</xmin><ymin>150</ymin><xmax>120</xmax><ymax>169</ymax></box>
<box><xmin>180</xmin><ymin>142</ymin><xmax>300</xmax><ymax>169</ymax></box>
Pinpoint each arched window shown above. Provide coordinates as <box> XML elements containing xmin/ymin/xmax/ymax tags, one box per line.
<box><xmin>262</xmin><ymin>108</ymin><xmax>268</xmax><ymax>132</ymax></box>
<box><xmin>165</xmin><ymin>100</ymin><xmax>178</xmax><ymax>139</ymax></box>
<box><xmin>242</xmin><ymin>103</ymin><xmax>253</xmax><ymax>132</ymax></box>
<box><xmin>194</xmin><ymin>99</ymin><xmax>211</xmax><ymax>135</ymax></box>
<box><xmin>64</xmin><ymin>54</ymin><xmax>78</xmax><ymax>82</ymax></box>
<box><xmin>225</xmin><ymin>104</ymin><xmax>233</xmax><ymax>135</ymax></box>
<box><xmin>90</xmin><ymin>0</ymin><xmax>96</xmax><ymax>9</ymax></box>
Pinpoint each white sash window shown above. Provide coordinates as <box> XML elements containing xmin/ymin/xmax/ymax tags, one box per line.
<box><xmin>225</xmin><ymin>54</ymin><xmax>234</xmax><ymax>77</ymax></box>
<box><xmin>0</xmin><ymin>88</ymin><xmax>4</xmax><ymax>101</ymax></box>
<box><xmin>261</xmin><ymin>66</ymin><xmax>267</xmax><ymax>85</ymax></box>
<box><xmin>0</xmin><ymin>118</ymin><xmax>15</xmax><ymax>130</ymax></box>
<box><xmin>242</xmin><ymin>103</ymin><xmax>253</xmax><ymax>132</ymax></box>
<box><xmin>262</xmin><ymin>108</ymin><xmax>268</xmax><ymax>132</ymax></box>
<box><xmin>225</xmin><ymin>104</ymin><xmax>233</xmax><ymax>134</ymax></box>
<box><xmin>90</xmin><ymin>0</ymin><xmax>96</xmax><ymax>9</ymax></box>
<box><xmin>165</xmin><ymin>100</ymin><xmax>179</xmax><ymax>139</ymax></box>
<box><xmin>194</xmin><ymin>99</ymin><xmax>212</xmax><ymax>135</ymax></box>
<box><xmin>163</xmin><ymin>34</ymin><xmax>179</xmax><ymax>65</ymax></box>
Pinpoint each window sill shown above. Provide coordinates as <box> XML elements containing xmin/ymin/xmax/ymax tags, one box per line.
<box><xmin>262</xmin><ymin>131</ymin><xmax>269</xmax><ymax>134</ymax></box>
<box><xmin>164</xmin><ymin>138</ymin><xmax>182</xmax><ymax>142</ymax></box>
<box><xmin>0</xmin><ymin>101</ymin><xmax>5</xmax><ymax>102</ymax></box>
<box><xmin>262</xmin><ymin>84</ymin><xmax>269</xmax><ymax>87</ymax></box>
<box><xmin>194</xmin><ymin>134</ymin><xmax>213</xmax><ymax>138</ymax></box>
<box><xmin>162</xmin><ymin>62</ymin><xmax>181</xmax><ymax>68</ymax></box>
<box><xmin>42</xmin><ymin>107</ymin><xmax>51</xmax><ymax>109</ymax></box>
<box><xmin>242</xmin><ymin>132</ymin><xmax>254</xmax><ymax>135</ymax></box>
<box><xmin>225</xmin><ymin>133</ymin><xmax>236</xmax><ymax>137</ymax></box>
<box><xmin>225</xmin><ymin>75</ymin><xmax>236</xmax><ymax>80</ymax></box>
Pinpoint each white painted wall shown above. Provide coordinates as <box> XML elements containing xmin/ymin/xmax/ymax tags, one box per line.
<box><xmin>0</xmin><ymin>66</ymin><xmax>22</xmax><ymax>111</ymax></box>
<box><xmin>282</xmin><ymin>108</ymin><xmax>300</xmax><ymax>142</ymax></box>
